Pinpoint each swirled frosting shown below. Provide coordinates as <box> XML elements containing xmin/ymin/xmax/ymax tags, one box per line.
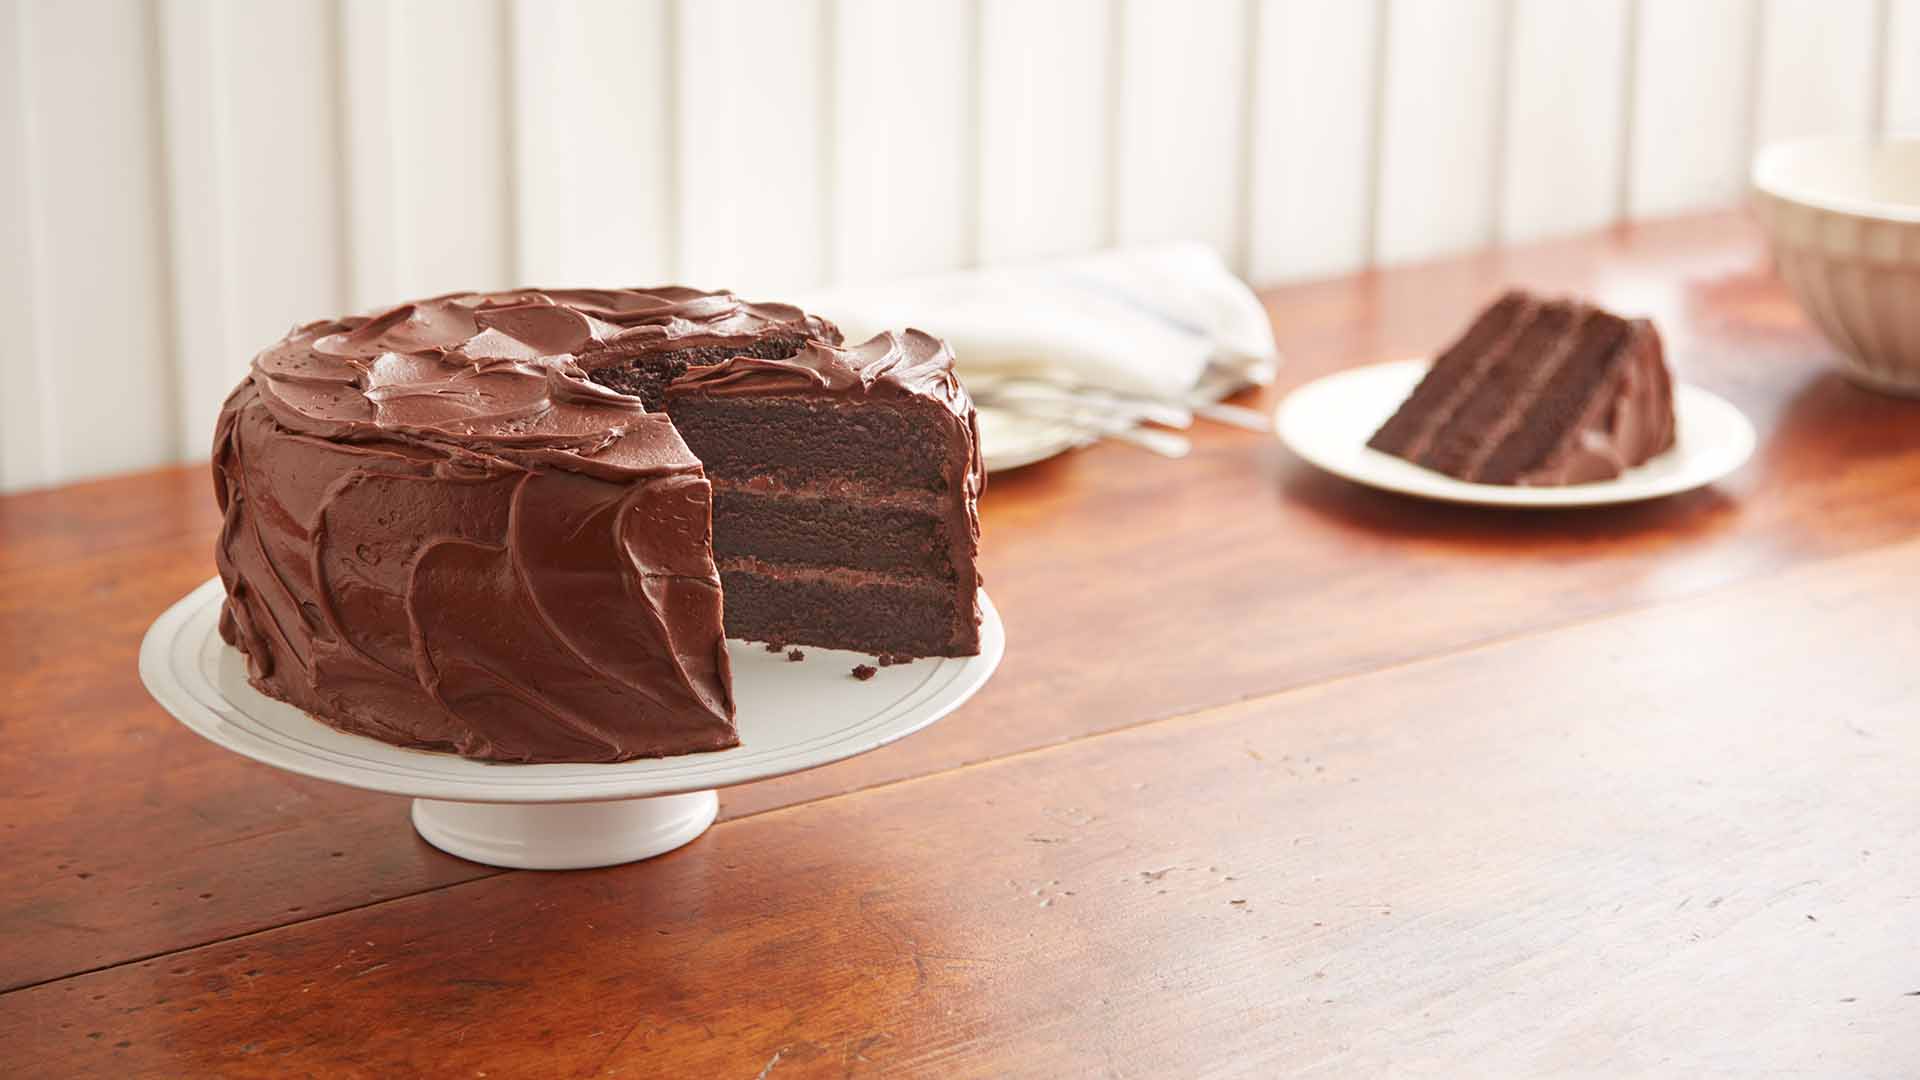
<box><xmin>215</xmin><ymin>287</ymin><xmax>841</xmax><ymax>762</ymax></box>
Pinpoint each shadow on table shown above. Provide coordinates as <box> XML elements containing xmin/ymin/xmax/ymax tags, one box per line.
<box><xmin>1761</xmin><ymin>370</ymin><xmax>1920</xmax><ymax>481</ymax></box>
<box><xmin>1272</xmin><ymin>457</ymin><xmax>1740</xmax><ymax>553</ymax></box>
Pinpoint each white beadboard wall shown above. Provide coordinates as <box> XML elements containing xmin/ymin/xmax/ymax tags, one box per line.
<box><xmin>1</xmin><ymin>0</ymin><xmax>1913</xmax><ymax>492</ymax></box>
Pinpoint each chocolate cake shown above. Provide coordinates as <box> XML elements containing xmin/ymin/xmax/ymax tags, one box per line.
<box><xmin>1367</xmin><ymin>290</ymin><xmax>1676</xmax><ymax>485</ymax></box>
<box><xmin>213</xmin><ymin>288</ymin><xmax>982</xmax><ymax>764</ymax></box>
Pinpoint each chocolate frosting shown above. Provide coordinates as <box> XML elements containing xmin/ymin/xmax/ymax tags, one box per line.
<box><xmin>214</xmin><ymin>288</ymin><xmax>977</xmax><ymax>762</ymax></box>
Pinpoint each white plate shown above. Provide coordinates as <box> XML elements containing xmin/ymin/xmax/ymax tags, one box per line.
<box><xmin>1275</xmin><ymin>358</ymin><xmax>1756</xmax><ymax>507</ymax></box>
<box><xmin>978</xmin><ymin>404</ymin><xmax>1093</xmax><ymax>473</ymax></box>
<box><xmin>139</xmin><ymin>578</ymin><xmax>1004</xmax><ymax>868</ymax></box>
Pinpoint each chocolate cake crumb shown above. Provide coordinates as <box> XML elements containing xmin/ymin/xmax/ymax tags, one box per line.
<box><xmin>763</xmin><ymin>642</ymin><xmax>785</xmax><ymax>653</ymax></box>
<box><xmin>851</xmin><ymin>664</ymin><xmax>877</xmax><ymax>681</ymax></box>
<box><xmin>787</xmin><ymin>649</ymin><xmax>804</xmax><ymax>662</ymax></box>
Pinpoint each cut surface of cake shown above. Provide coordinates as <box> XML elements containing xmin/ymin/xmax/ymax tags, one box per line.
<box><xmin>660</xmin><ymin>331</ymin><xmax>982</xmax><ymax>658</ymax></box>
<box><xmin>1366</xmin><ymin>290</ymin><xmax>1676</xmax><ymax>485</ymax></box>
<box><xmin>212</xmin><ymin>287</ymin><xmax>982</xmax><ymax>764</ymax></box>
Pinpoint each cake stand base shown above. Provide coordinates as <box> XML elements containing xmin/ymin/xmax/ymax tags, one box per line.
<box><xmin>410</xmin><ymin>791</ymin><xmax>719</xmax><ymax>870</ymax></box>
<box><xmin>141</xmin><ymin>579</ymin><xmax>1002</xmax><ymax>873</ymax></box>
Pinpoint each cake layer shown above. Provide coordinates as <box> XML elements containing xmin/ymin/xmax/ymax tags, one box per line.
<box><xmin>715</xmin><ymin>560</ymin><xmax>978</xmax><ymax>658</ymax></box>
<box><xmin>668</xmin><ymin>395</ymin><xmax>958</xmax><ymax>490</ymax></box>
<box><xmin>711</xmin><ymin>487</ymin><xmax>957</xmax><ymax>579</ymax></box>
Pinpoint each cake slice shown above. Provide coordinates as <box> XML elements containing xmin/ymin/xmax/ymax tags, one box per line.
<box><xmin>1367</xmin><ymin>290</ymin><xmax>1676</xmax><ymax>485</ymax></box>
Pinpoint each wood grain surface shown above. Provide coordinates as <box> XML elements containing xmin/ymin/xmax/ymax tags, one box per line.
<box><xmin>3</xmin><ymin>211</ymin><xmax>1919</xmax><ymax>1074</ymax></box>
<box><xmin>6</xmin><ymin>530</ymin><xmax>1918</xmax><ymax>1077</ymax></box>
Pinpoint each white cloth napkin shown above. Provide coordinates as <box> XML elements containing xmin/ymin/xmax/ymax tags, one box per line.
<box><xmin>795</xmin><ymin>244</ymin><xmax>1279</xmax><ymax>402</ymax></box>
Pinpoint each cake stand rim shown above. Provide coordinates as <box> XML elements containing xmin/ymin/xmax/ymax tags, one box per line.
<box><xmin>139</xmin><ymin>577</ymin><xmax>1004</xmax><ymax>804</ymax></box>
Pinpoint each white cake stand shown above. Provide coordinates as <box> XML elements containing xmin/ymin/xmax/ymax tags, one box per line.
<box><xmin>139</xmin><ymin>578</ymin><xmax>1003</xmax><ymax>870</ymax></box>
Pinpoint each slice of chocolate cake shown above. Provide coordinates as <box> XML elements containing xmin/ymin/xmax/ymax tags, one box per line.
<box><xmin>1367</xmin><ymin>290</ymin><xmax>1676</xmax><ymax>485</ymax></box>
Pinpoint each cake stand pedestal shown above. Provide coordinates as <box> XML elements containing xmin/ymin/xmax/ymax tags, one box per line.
<box><xmin>409</xmin><ymin>793</ymin><xmax>721</xmax><ymax>871</ymax></box>
<box><xmin>139</xmin><ymin>578</ymin><xmax>1003</xmax><ymax>870</ymax></box>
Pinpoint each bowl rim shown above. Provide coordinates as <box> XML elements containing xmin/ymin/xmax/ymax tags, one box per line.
<box><xmin>1751</xmin><ymin>135</ymin><xmax>1920</xmax><ymax>226</ymax></box>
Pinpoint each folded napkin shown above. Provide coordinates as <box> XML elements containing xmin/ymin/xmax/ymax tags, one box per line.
<box><xmin>796</xmin><ymin>244</ymin><xmax>1279</xmax><ymax>402</ymax></box>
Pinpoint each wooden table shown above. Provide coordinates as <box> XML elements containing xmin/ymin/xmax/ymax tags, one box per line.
<box><xmin>5</xmin><ymin>212</ymin><xmax>1919</xmax><ymax>1077</ymax></box>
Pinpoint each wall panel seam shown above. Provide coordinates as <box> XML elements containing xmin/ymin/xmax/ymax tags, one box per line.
<box><xmin>10</xmin><ymin>0</ymin><xmax>56</xmax><ymax>484</ymax></box>
<box><xmin>325</xmin><ymin>0</ymin><xmax>351</xmax><ymax>317</ymax></box>
<box><xmin>1363</xmin><ymin>0</ymin><xmax>1391</xmax><ymax>267</ymax></box>
<box><xmin>664</xmin><ymin>0</ymin><xmax>684</xmax><ymax>280</ymax></box>
<box><xmin>1615</xmin><ymin>0</ymin><xmax>1642</xmax><ymax>224</ymax></box>
<box><xmin>496</xmin><ymin>0</ymin><xmax>522</xmax><ymax>286</ymax></box>
<box><xmin>205</xmin><ymin>0</ymin><xmax>240</xmax><ymax>453</ymax></box>
<box><xmin>963</xmin><ymin>0</ymin><xmax>984</xmax><ymax>269</ymax></box>
<box><xmin>144</xmin><ymin>0</ymin><xmax>183</xmax><ymax>464</ymax></box>
<box><xmin>1870</xmin><ymin>0</ymin><xmax>1892</xmax><ymax>138</ymax></box>
<box><xmin>382</xmin><ymin>0</ymin><xmax>408</xmax><ymax>295</ymax></box>
<box><xmin>1104</xmin><ymin>0</ymin><xmax>1126</xmax><ymax>250</ymax></box>
<box><xmin>1231</xmin><ymin>0</ymin><xmax>1260</xmax><ymax>276</ymax></box>
<box><xmin>1487</xmin><ymin>0</ymin><xmax>1516</xmax><ymax>246</ymax></box>
<box><xmin>1743</xmin><ymin>0</ymin><xmax>1767</xmax><ymax>167</ymax></box>
<box><xmin>820</xmin><ymin>0</ymin><xmax>840</xmax><ymax>281</ymax></box>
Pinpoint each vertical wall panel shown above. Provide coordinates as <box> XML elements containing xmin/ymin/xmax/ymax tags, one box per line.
<box><xmin>976</xmin><ymin>0</ymin><xmax>1112</xmax><ymax>263</ymax></box>
<box><xmin>1628</xmin><ymin>0</ymin><xmax>1761</xmax><ymax>218</ymax></box>
<box><xmin>1112</xmin><ymin>0</ymin><xmax>1249</xmax><ymax>261</ymax></box>
<box><xmin>339</xmin><ymin>0</ymin><xmax>398</xmax><ymax>308</ymax></box>
<box><xmin>511</xmin><ymin>0</ymin><xmax>674</xmax><ymax>287</ymax></box>
<box><xmin>160</xmin><ymin>0</ymin><xmax>346</xmax><ymax>462</ymax></box>
<box><xmin>1373</xmin><ymin>0</ymin><xmax>1507</xmax><ymax>265</ymax></box>
<box><xmin>830</xmin><ymin>0</ymin><xmax>973</xmax><ymax>282</ymax></box>
<box><xmin>1890</xmin><ymin>0</ymin><xmax>1920</xmax><ymax>134</ymax></box>
<box><xmin>675</xmin><ymin>0</ymin><xmax>828</xmax><ymax>295</ymax></box>
<box><xmin>341</xmin><ymin>0</ymin><xmax>516</xmax><ymax>309</ymax></box>
<box><xmin>1244</xmin><ymin>0</ymin><xmax>1381</xmax><ymax>285</ymax></box>
<box><xmin>0</xmin><ymin>0</ymin><xmax>53</xmax><ymax>490</ymax></box>
<box><xmin>1754</xmin><ymin>0</ymin><xmax>1878</xmax><ymax>146</ymax></box>
<box><xmin>155</xmin><ymin>0</ymin><xmax>228</xmax><ymax>465</ymax></box>
<box><xmin>8</xmin><ymin>0</ymin><xmax>1908</xmax><ymax>494</ymax></box>
<box><xmin>1500</xmin><ymin>0</ymin><xmax>1630</xmax><ymax>243</ymax></box>
<box><xmin>8</xmin><ymin>0</ymin><xmax>175</xmax><ymax>486</ymax></box>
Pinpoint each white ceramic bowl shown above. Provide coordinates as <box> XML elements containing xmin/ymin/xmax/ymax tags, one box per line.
<box><xmin>1752</xmin><ymin>137</ymin><xmax>1920</xmax><ymax>395</ymax></box>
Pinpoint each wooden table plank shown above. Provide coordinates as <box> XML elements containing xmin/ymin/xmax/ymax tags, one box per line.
<box><xmin>6</xmin><ymin>532</ymin><xmax>1916</xmax><ymax>1077</ymax></box>
<box><xmin>0</xmin><ymin>476</ymin><xmax>492</xmax><ymax>992</ymax></box>
<box><xmin>8</xmin><ymin>211</ymin><xmax>1920</xmax><ymax>992</ymax></box>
